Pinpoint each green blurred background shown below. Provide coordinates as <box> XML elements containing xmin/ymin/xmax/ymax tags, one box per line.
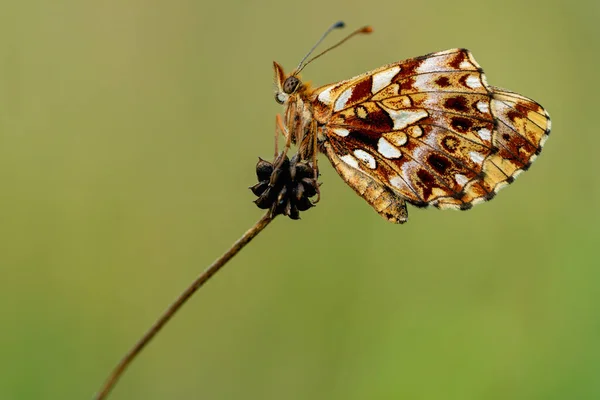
<box><xmin>1</xmin><ymin>0</ymin><xmax>598</xmax><ymax>399</ymax></box>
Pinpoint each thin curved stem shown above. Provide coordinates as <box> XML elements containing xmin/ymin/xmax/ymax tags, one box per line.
<box><xmin>93</xmin><ymin>212</ymin><xmax>274</xmax><ymax>400</ymax></box>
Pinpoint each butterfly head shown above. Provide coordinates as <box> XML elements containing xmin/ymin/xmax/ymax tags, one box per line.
<box><xmin>273</xmin><ymin>22</ymin><xmax>371</xmax><ymax>106</ymax></box>
<box><xmin>273</xmin><ymin>62</ymin><xmax>304</xmax><ymax>105</ymax></box>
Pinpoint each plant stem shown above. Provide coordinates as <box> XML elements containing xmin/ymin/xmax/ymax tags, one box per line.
<box><xmin>93</xmin><ymin>212</ymin><xmax>274</xmax><ymax>400</ymax></box>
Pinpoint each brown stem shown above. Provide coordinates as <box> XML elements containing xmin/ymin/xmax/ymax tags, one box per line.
<box><xmin>93</xmin><ymin>212</ymin><xmax>274</xmax><ymax>400</ymax></box>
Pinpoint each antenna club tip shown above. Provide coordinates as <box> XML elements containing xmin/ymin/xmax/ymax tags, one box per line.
<box><xmin>361</xmin><ymin>26</ymin><xmax>374</xmax><ymax>34</ymax></box>
<box><xmin>333</xmin><ymin>21</ymin><xmax>345</xmax><ymax>29</ymax></box>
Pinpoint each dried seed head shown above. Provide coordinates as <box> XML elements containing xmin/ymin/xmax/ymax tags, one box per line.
<box><xmin>250</xmin><ymin>154</ymin><xmax>319</xmax><ymax>220</ymax></box>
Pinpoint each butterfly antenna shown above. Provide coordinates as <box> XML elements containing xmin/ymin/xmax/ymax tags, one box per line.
<box><xmin>295</xmin><ymin>21</ymin><xmax>345</xmax><ymax>73</ymax></box>
<box><xmin>295</xmin><ymin>24</ymin><xmax>373</xmax><ymax>75</ymax></box>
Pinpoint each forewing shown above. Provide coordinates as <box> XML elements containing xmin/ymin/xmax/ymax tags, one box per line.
<box><xmin>313</xmin><ymin>49</ymin><xmax>550</xmax><ymax>211</ymax></box>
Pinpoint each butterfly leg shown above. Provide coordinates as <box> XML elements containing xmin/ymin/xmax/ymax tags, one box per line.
<box><xmin>273</xmin><ymin>115</ymin><xmax>280</xmax><ymax>159</ymax></box>
<box><xmin>274</xmin><ymin>114</ymin><xmax>290</xmax><ymax>157</ymax></box>
<box><xmin>274</xmin><ymin>114</ymin><xmax>293</xmax><ymax>169</ymax></box>
<box><xmin>295</xmin><ymin>120</ymin><xmax>321</xmax><ymax>203</ymax></box>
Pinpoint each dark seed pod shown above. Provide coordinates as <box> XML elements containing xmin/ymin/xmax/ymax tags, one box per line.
<box><xmin>249</xmin><ymin>181</ymin><xmax>269</xmax><ymax>197</ymax></box>
<box><xmin>300</xmin><ymin>178</ymin><xmax>318</xmax><ymax>197</ymax></box>
<box><xmin>250</xmin><ymin>153</ymin><xmax>320</xmax><ymax>219</ymax></box>
<box><xmin>255</xmin><ymin>159</ymin><xmax>274</xmax><ymax>182</ymax></box>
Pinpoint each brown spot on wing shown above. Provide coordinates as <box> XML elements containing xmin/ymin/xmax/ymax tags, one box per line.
<box><xmin>444</xmin><ymin>96</ymin><xmax>469</xmax><ymax>113</ymax></box>
<box><xmin>394</xmin><ymin>58</ymin><xmax>422</xmax><ymax>80</ymax></box>
<box><xmin>399</xmin><ymin>76</ymin><xmax>416</xmax><ymax>92</ymax></box>
<box><xmin>416</xmin><ymin>169</ymin><xmax>436</xmax><ymax>199</ymax></box>
<box><xmin>347</xmin><ymin>76</ymin><xmax>373</xmax><ymax>104</ymax></box>
<box><xmin>448</xmin><ymin>50</ymin><xmax>468</xmax><ymax>69</ymax></box>
<box><xmin>441</xmin><ymin>136</ymin><xmax>459</xmax><ymax>152</ymax></box>
<box><xmin>507</xmin><ymin>110</ymin><xmax>520</xmax><ymax>122</ymax></box>
<box><xmin>435</xmin><ymin>76</ymin><xmax>451</xmax><ymax>87</ymax></box>
<box><xmin>515</xmin><ymin>101</ymin><xmax>542</xmax><ymax>114</ymax></box>
<box><xmin>450</xmin><ymin>116</ymin><xmax>474</xmax><ymax>133</ymax></box>
<box><xmin>427</xmin><ymin>154</ymin><xmax>452</xmax><ymax>174</ymax></box>
<box><xmin>332</xmin><ymin>102</ymin><xmax>394</xmax><ymax>133</ymax></box>
<box><xmin>349</xmin><ymin>110</ymin><xmax>393</xmax><ymax>132</ymax></box>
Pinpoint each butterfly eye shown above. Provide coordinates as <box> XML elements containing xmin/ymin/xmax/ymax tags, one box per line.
<box><xmin>283</xmin><ymin>76</ymin><xmax>300</xmax><ymax>94</ymax></box>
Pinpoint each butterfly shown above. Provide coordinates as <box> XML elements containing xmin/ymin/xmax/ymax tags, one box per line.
<box><xmin>272</xmin><ymin>22</ymin><xmax>551</xmax><ymax>223</ymax></box>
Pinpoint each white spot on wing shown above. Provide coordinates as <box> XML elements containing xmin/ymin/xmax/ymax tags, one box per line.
<box><xmin>469</xmin><ymin>151</ymin><xmax>485</xmax><ymax>164</ymax></box>
<box><xmin>332</xmin><ymin>128</ymin><xmax>349</xmax><ymax>137</ymax></box>
<box><xmin>455</xmin><ymin>174</ymin><xmax>469</xmax><ymax>186</ymax></box>
<box><xmin>378</xmin><ymin>137</ymin><xmax>402</xmax><ymax>159</ymax></box>
<box><xmin>466</xmin><ymin>75</ymin><xmax>482</xmax><ymax>89</ymax></box>
<box><xmin>459</xmin><ymin>60</ymin><xmax>472</xmax><ymax>69</ymax></box>
<box><xmin>384</xmin><ymin>131</ymin><xmax>407</xmax><ymax>147</ymax></box>
<box><xmin>340</xmin><ymin>154</ymin><xmax>359</xmax><ymax>169</ymax></box>
<box><xmin>413</xmin><ymin>74</ymin><xmax>435</xmax><ymax>91</ymax></box>
<box><xmin>478</xmin><ymin>128</ymin><xmax>491</xmax><ymax>141</ymax></box>
<box><xmin>408</xmin><ymin>125</ymin><xmax>423</xmax><ymax>138</ymax></box>
<box><xmin>416</xmin><ymin>56</ymin><xmax>442</xmax><ymax>73</ymax></box>
<box><xmin>334</xmin><ymin>87</ymin><xmax>353</xmax><ymax>112</ymax></box>
<box><xmin>476</xmin><ymin>100</ymin><xmax>489</xmax><ymax>113</ymax></box>
<box><xmin>318</xmin><ymin>86</ymin><xmax>334</xmax><ymax>105</ymax></box>
<box><xmin>390</xmin><ymin>175</ymin><xmax>404</xmax><ymax>189</ymax></box>
<box><xmin>372</xmin><ymin>66</ymin><xmax>400</xmax><ymax>94</ymax></box>
<box><xmin>354</xmin><ymin>149</ymin><xmax>377</xmax><ymax>169</ymax></box>
<box><xmin>380</xmin><ymin>106</ymin><xmax>429</xmax><ymax>130</ymax></box>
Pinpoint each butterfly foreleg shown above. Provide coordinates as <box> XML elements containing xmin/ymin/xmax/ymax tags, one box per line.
<box><xmin>273</xmin><ymin>113</ymin><xmax>294</xmax><ymax>170</ymax></box>
<box><xmin>274</xmin><ymin>114</ymin><xmax>290</xmax><ymax>158</ymax></box>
